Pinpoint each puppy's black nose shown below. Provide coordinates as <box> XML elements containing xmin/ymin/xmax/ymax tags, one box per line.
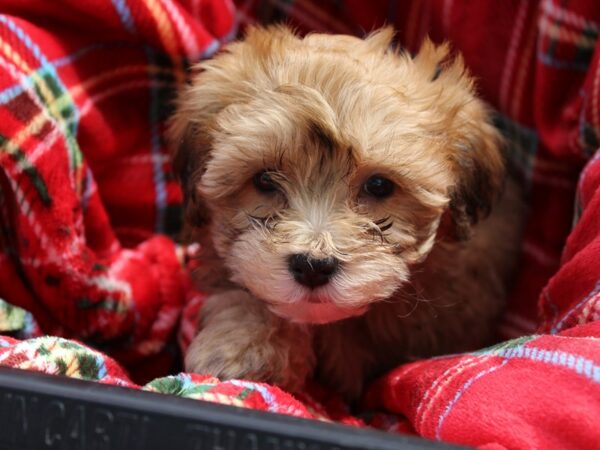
<box><xmin>288</xmin><ymin>254</ymin><xmax>339</xmax><ymax>288</ymax></box>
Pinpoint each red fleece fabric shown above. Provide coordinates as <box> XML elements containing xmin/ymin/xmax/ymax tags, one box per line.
<box><xmin>1</xmin><ymin>1</ymin><xmax>600</xmax><ymax>448</ymax></box>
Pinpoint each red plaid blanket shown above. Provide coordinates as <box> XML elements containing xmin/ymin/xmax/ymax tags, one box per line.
<box><xmin>1</xmin><ymin>1</ymin><xmax>600</xmax><ymax>448</ymax></box>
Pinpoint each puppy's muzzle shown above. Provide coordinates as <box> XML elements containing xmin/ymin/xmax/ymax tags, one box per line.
<box><xmin>288</xmin><ymin>254</ymin><xmax>339</xmax><ymax>288</ymax></box>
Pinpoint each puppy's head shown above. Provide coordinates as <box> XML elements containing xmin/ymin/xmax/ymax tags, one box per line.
<box><xmin>169</xmin><ymin>26</ymin><xmax>504</xmax><ymax>324</ymax></box>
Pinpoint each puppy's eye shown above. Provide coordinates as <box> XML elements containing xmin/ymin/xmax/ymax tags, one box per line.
<box><xmin>363</xmin><ymin>175</ymin><xmax>394</xmax><ymax>198</ymax></box>
<box><xmin>253</xmin><ymin>170</ymin><xmax>278</xmax><ymax>193</ymax></box>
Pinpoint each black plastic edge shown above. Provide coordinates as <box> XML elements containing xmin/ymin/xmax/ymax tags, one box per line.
<box><xmin>0</xmin><ymin>367</ymin><xmax>467</xmax><ymax>450</ymax></box>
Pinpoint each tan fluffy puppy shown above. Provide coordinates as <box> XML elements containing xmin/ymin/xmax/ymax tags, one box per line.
<box><xmin>169</xmin><ymin>26</ymin><xmax>523</xmax><ymax>399</ymax></box>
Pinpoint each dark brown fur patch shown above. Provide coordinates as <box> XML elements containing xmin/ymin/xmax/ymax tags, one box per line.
<box><xmin>172</xmin><ymin>124</ymin><xmax>212</xmax><ymax>227</ymax></box>
<box><xmin>449</xmin><ymin>151</ymin><xmax>504</xmax><ymax>240</ymax></box>
<box><xmin>308</xmin><ymin>120</ymin><xmax>337</xmax><ymax>154</ymax></box>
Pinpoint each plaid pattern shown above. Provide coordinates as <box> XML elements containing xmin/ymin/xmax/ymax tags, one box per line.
<box><xmin>0</xmin><ymin>299</ymin><xmax>39</xmax><ymax>338</ymax></box>
<box><xmin>0</xmin><ymin>335</ymin><xmax>353</xmax><ymax>423</ymax></box>
<box><xmin>2</xmin><ymin>0</ymin><xmax>600</xmax><ymax>448</ymax></box>
<box><xmin>0</xmin><ymin>0</ymin><xmax>236</xmax><ymax>381</ymax></box>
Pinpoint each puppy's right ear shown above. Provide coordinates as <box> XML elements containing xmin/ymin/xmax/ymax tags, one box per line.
<box><xmin>168</xmin><ymin>30</ymin><xmax>269</xmax><ymax>228</ymax></box>
<box><xmin>168</xmin><ymin>115</ymin><xmax>211</xmax><ymax>228</ymax></box>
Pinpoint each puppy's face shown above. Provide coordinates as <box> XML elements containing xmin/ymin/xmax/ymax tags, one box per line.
<box><xmin>170</xmin><ymin>27</ymin><xmax>504</xmax><ymax>324</ymax></box>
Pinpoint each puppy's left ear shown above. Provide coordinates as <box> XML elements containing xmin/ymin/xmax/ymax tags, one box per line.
<box><xmin>414</xmin><ymin>38</ymin><xmax>505</xmax><ymax>240</ymax></box>
<box><xmin>447</xmin><ymin>115</ymin><xmax>505</xmax><ymax>241</ymax></box>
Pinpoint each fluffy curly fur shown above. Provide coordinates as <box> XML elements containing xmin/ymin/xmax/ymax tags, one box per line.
<box><xmin>169</xmin><ymin>26</ymin><xmax>523</xmax><ymax>399</ymax></box>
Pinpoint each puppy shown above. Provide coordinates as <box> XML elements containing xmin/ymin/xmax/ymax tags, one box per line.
<box><xmin>169</xmin><ymin>26</ymin><xmax>523</xmax><ymax>399</ymax></box>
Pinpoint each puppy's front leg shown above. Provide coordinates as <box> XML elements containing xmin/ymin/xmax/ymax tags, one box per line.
<box><xmin>185</xmin><ymin>290</ymin><xmax>315</xmax><ymax>392</ymax></box>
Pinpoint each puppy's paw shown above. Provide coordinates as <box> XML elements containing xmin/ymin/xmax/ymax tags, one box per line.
<box><xmin>185</xmin><ymin>332</ymin><xmax>306</xmax><ymax>391</ymax></box>
<box><xmin>184</xmin><ymin>290</ymin><xmax>315</xmax><ymax>393</ymax></box>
